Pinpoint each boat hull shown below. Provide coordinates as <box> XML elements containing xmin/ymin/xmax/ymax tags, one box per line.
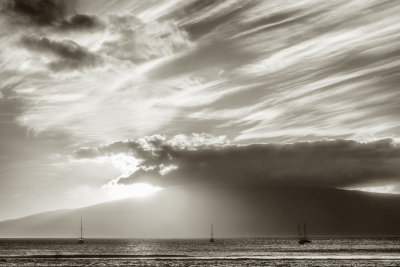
<box><xmin>298</xmin><ymin>239</ymin><xmax>311</xmax><ymax>244</ymax></box>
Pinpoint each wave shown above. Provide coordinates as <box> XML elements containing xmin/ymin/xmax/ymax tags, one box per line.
<box><xmin>2</xmin><ymin>254</ymin><xmax>400</xmax><ymax>260</ymax></box>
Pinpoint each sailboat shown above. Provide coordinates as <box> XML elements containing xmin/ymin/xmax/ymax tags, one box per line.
<box><xmin>210</xmin><ymin>223</ymin><xmax>215</xmax><ymax>243</ymax></box>
<box><xmin>78</xmin><ymin>217</ymin><xmax>84</xmax><ymax>244</ymax></box>
<box><xmin>298</xmin><ymin>223</ymin><xmax>311</xmax><ymax>244</ymax></box>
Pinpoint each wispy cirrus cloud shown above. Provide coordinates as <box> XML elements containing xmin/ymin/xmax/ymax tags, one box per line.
<box><xmin>2</xmin><ymin>0</ymin><xmax>400</xmax><ymax>143</ymax></box>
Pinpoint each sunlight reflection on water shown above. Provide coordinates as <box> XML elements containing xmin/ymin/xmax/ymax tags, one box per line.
<box><xmin>1</xmin><ymin>238</ymin><xmax>400</xmax><ymax>266</ymax></box>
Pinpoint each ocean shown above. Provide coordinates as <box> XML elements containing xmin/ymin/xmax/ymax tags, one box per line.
<box><xmin>1</xmin><ymin>237</ymin><xmax>400</xmax><ymax>266</ymax></box>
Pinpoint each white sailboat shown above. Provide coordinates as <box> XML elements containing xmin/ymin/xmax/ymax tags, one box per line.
<box><xmin>298</xmin><ymin>222</ymin><xmax>311</xmax><ymax>244</ymax></box>
<box><xmin>210</xmin><ymin>223</ymin><xmax>215</xmax><ymax>242</ymax></box>
<box><xmin>78</xmin><ymin>217</ymin><xmax>84</xmax><ymax>244</ymax></box>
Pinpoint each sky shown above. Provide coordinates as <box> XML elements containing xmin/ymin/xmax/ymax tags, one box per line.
<box><xmin>1</xmin><ymin>0</ymin><xmax>400</xmax><ymax>221</ymax></box>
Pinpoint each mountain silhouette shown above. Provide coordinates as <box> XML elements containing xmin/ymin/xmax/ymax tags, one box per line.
<box><xmin>1</xmin><ymin>186</ymin><xmax>400</xmax><ymax>238</ymax></box>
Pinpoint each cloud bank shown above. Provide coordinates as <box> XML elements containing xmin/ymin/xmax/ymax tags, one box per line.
<box><xmin>74</xmin><ymin>136</ymin><xmax>400</xmax><ymax>191</ymax></box>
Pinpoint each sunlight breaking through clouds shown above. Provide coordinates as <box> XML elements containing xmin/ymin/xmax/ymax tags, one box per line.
<box><xmin>1</xmin><ymin>0</ymin><xmax>400</xmax><ymax>221</ymax></box>
<box><xmin>103</xmin><ymin>182</ymin><xmax>162</xmax><ymax>200</ymax></box>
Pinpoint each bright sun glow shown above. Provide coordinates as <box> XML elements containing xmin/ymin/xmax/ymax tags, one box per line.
<box><xmin>346</xmin><ymin>184</ymin><xmax>398</xmax><ymax>194</ymax></box>
<box><xmin>104</xmin><ymin>183</ymin><xmax>162</xmax><ymax>200</ymax></box>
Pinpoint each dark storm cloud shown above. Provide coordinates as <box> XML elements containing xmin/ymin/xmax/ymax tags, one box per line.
<box><xmin>20</xmin><ymin>35</ymin><xmax>100</xmax><ymax>70</ymax></box>
<box><xmin>60</xmin><ymin>14</ymin><xmax>103</xmax><ymax>31</ymax></box>
<box><xmin>4</xmin><ymin>0</ymin><xmax>68</xmax><ymax>26</ymax></box>
<box><xmin>2</xmin><ymin>0</ymin><xmax>102</xmax><ymax>30</ymax></box>
<box><xmin>74</xmin><ymin>138</ymin><xmax>400</xmax><ymax>189</ymax></box>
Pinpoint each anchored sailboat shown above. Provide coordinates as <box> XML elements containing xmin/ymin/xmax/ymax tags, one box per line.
<box><xmin>210</xmin><ymin>223</ymin><xmax>215</xmax><ymax>243</ymax></box>
<box><xmin>298</xmin><ymin>223</ymin><xmax>311</xmax><ymax>244</ymax></box>
<box><xmin>78</xmin><ymin>217</ymin><xmax>84</xmax><ymax>244</ymax></box>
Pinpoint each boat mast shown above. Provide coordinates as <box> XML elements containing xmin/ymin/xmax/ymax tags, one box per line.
<box><xmin>80</xmin><ymin>217</ymin><xmax>83</xmax><ymax>239</ymax></box>
<box><xmin>298</xmin><ymin>224</ymin><xmax>302</xmax><ymax>239</ymax></box>
<box><xmin>211</xmin><ymin>224</ymin><xmax>214</xmax><ymax>239</ymax></box>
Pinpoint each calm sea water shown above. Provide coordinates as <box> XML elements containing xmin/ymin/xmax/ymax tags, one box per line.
<box><xmin>1</xmin><ymin>238</ymin><xmax>400</xmax><ymax>266</ymax></box>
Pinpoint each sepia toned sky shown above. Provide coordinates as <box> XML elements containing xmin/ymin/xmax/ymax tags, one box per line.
<box><xmin>1</xmin><ymin>0</ymin><xmax>400</xmax><ymax>221</ymax></box>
